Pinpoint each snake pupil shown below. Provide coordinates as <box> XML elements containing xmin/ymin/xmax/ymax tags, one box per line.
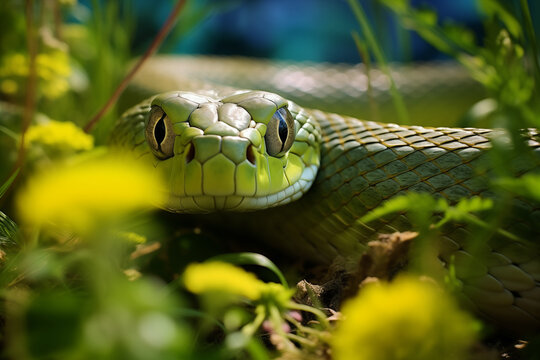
<box><xmin>275</xmin><ymin>108</ymin><xmax>289</xmax><ymax>145</ymax></box>
<box><xmin>278</xmin><ymin>116</ymin><xmax>288</xmax><ymax>145</ymax></box>
<box><xmin>154</xmin><ymin>114</ymin><xmax>166</xmax><ymax>146</ymax></box>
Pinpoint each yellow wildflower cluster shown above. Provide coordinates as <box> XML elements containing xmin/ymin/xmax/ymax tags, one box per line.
<box><xmin>0</xmin><ymin>51</ymin><xmax>71</xmax><ymax>99</ymax></box>
<box><xmin>17</xmin><ymin>154</ymin><xmax>165</xmax><ymax>230</ymax></box>
<box><xmin>184</xmin><ymin>262</ymin><xmax>267</xmax><ymax>300</ymax></box>
<box><xmin>184</xmin><ymin>261</ymin><xmax>295</xmax><ymax>315</ymax></box>
<box><xmin>25</xmin><ymin>120</ymin><xmax>94</xmax><ymax>153</ymax></box>
<box><xmin>331</xmin><ymin>276</ymin><xmax>479</xmax><ymax>360</ymax></box>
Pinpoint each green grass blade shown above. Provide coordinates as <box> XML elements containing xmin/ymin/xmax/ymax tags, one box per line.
<box><xmin>352</xmin><ymin>31</ymin><xmax>379</xmax><ymax>121</ymax></box>
<box><xmin>0</xmin><ymin>168</ymin><xmax>19</xmax><ymax>199</ymax></box>
<box><xmin>0</xmin><ymin>124</ymin><xmax>18</xmax><ymax>140</ymax></box>
<box><xmin>348</xmin><ymin>0</ymin><xmax>409</xmax><ymax>124</ymax></box>
<box><xmin>519</xmin><ymin>0</ymin><xmax>540</xmax><ymax>86</ymax></box>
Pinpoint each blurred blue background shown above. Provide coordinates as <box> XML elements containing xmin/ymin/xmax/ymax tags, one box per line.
<box><xmin>127</xmin><ymin>0</ymin><xmax>538</xmax><ymax>64</ymax></box>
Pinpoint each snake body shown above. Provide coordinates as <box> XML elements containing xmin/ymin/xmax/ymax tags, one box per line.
<box><xmin>114</xmin><ymin>56</ymin><xmax>540</xmax><ymax>333</ymax></box>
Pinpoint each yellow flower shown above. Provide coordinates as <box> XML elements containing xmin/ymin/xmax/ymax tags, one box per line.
<box><xmin>331</xmin><ymin>276</ymin><xmax>479</xmax><ymax>360</ymax></box>
<box><xmin>0</xmin><ymin>53</ymin><xmax>27</xmax><ymax>77</ymax></box>
<box><xmin>42</xmin><ymin>77</ymin><xmax>70</xmax><ymax>99</ymax></box>
<box><xmin>183</xmin><ymin>262</ymin><xmax>267</xmax><ymax>300</ymax></box>
<box><xmin>0</xmin><ymin>51</ymin><xmax>71</xmax><ymax>99</ymax></box>
<box><xmin>25</xmin><ymin>120</ymin><xmax>94</xmax><ymax>152</ymax></box>
<box><xmin>36</xmin><ymin>52</ymin><xmax>71</xmax><ymax>79</ymax></box>
<box><xmin>1</xmin><ymin>79</ymin><xmax>18</xmax><ymax>94</ymax></box>
<box><xmin>17</xmin><ymin>154</ymin><xmax>165</xmax><ymax>229</ymax></box>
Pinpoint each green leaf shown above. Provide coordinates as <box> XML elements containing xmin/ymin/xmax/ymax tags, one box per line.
<box><xmin>478</xmin><ymin>0</ymin><xmax>522</xmax><ymax>38</ymax></box>
<box><xmin>415</xmin><ymin>8</ymin><xmax>437</xmax><ymax>27</ymax></box>
<box><xmin>456</xmin><ymin>196</ymin><xmax>494</xmax><ymax>214</ymax></box>
<box><xmin>440</xmin><ymin>197</ymin><xmax>494</xmax><ymax>224</ymax></box>
<box><xmin>360</xmin><ymin>193</ymin><xmax>441</xmax><ymax>224</ymax></box>
<box><xmin>209</xmin><ymin>252</ymin><xmax>288</xmax><ymax>288</ymax></box>
<box><xmin>494</xmin><ymin>174</ymin><xmax>540</xmax><ymax>201</ymax></box>
<box><xmin>380</xmin><ymin>0</ymin><xmax>410</xmax><ymax>13</ymax></box>
<box><xmin>0</xmin><ymin>168</ymin><xmax>19</xmax><ymax>199</ymax></box>
<box><xmin>443</xmin><ymin>23</ymin><xmax>476</xmax><ymax>49</ymax></box>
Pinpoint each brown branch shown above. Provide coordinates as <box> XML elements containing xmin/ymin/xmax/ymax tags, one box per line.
<box><xmin>53</xmin><ymin>0</ymin><xmax>63</xmax><ymax>40</ymax></box>
<box><xmin>83</xmin><ymin>0</ymin><xmax>187</xmax><ymax>133</ymax></box>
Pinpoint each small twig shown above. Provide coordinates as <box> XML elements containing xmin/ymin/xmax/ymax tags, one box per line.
<box><xmin>83</xmin><ymin>0</ymin><xmax>187</xmax><ymax>133</ymax></box>
<box><xmin>53</xmin><ymin>0</ymin><xmax>63</xmax><ymax>40</ymax></box>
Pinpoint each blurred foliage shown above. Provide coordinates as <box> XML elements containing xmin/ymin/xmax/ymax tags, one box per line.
<box><xmin>0</xmin><ymin>51</ymin><xmax>71</xmax><ymax>100</ymax></box>
<box><xmin>381</xmin><ymin>0</ymin><xmax>540</xmax><ymax>130</ymax></box>
<box><xmin>331</xmin><ymin>276</ymin><xmax>480</xmax><ymax>360</ymax></box>
<box><xmin>0</xmin><ymin>0</ymin><xmax>539</xmax><ymax>359</ymax></box>
<box><xmin>16</xmin><ymin>152</ymin><xmax>164</xmax><ymax>229</ymax></box>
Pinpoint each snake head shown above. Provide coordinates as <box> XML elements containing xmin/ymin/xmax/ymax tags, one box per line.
<box><xmin>127</xmin><ymin>90</ymin><xmax>321</xmax><ymax>213</ymax></box>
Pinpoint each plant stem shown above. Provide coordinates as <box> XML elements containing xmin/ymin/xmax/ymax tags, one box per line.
<box><xmin>348</xmin><ymin>0</ymin><xmax>409</xmax><ymax>124</ymax></box>
<box><xmin>242</xmin><ymin>306</ymin><xmax>266</xmax><ymax>338</ymax></box>
<box><xmin>287</xmin><ymin>302</ymin><xmax>330</xmax><ymax>329</ymax></box>
<box><xmin>84</xmin><ymin>0</ymin><xmax>187</xmax><ymax>133</ymax></box>
<box><xmin>284</xmin><ymin>312</ymin><xmax>323</xmax><ymax>336</ymax></box>
<box><xmin>3</xmin><ymin>0</ymin><xmax>39</xmax><ymax>199</ymax></box>
<box><xmin>519</xmin><ymin>0</ymin><xmax>540</xmax><ymax>86</ymax></box>
<box><xmin>352</xmin><ymin>31</ymin><xmax>378</xmax><ymax>121</ymax></box>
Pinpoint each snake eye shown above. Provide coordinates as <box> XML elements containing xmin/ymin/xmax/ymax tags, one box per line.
<box><xmin>265</xmin><ymin>107</ymin><xmax>295</xmax><ymax>157</ymax></box>
<box><xmin>146</xmin><ymin>105</ymin><xmax>175</xmax><ymax>159</ymax></box>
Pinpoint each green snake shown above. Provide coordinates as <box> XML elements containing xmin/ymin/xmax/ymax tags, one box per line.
<box><xmin>113</xmin><ymin>56</ymin><xmax>540</xmax><ymax>333</ymax></box>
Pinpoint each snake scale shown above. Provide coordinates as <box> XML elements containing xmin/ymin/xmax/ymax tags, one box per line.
<box><xmin>113</xmin><ymin>56</ymin><xmax>540</xmax><ymax>333</ymax></box>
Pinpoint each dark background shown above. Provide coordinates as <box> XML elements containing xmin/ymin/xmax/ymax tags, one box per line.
<box><xmin>126</xmin><ymin>0</ymin><xmax>538</xmax><ymax>64</ymax></box>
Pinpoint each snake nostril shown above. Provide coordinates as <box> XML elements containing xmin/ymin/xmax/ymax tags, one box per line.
<box><xmin>186</xmin><ymin>144</ymin><xmax>195</xmax><ymax>163</ymax></box>
<box><xmin>247</xmin><ymin>145</ymin><xmax>256</xmax><ymax>165</ymax></box>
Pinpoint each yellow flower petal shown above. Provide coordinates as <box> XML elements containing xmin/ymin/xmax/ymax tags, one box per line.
<box><xmin>183</xmin><ymin>262</ymin><xmax>266</xmax><ymax>300</ymax></box>
<box><xmin>16</xmin><ymin>154</ymin><xmax>165</xmax><ymax>229</ymax></box>
<box><xmin>25</xmin><ymin>120</ymin><xmax>94</xmax><ymax>152</ymax></box>
<box><xmin>331</xmin><ymin>276</ymin><xmax>479</xmax><ymax>360</ymax></box>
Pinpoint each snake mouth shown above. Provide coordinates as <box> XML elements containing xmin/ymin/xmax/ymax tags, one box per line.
<box><xmin>185</xmin><ymin>141</ymin><xmax>256</xmax><ymax>167</ymax></box>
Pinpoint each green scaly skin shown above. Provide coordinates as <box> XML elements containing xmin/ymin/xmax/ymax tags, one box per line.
<box><xmin>113</xmin><ymin>56</ymin><xmax>540</xmax><ymax>333</ymax></box>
